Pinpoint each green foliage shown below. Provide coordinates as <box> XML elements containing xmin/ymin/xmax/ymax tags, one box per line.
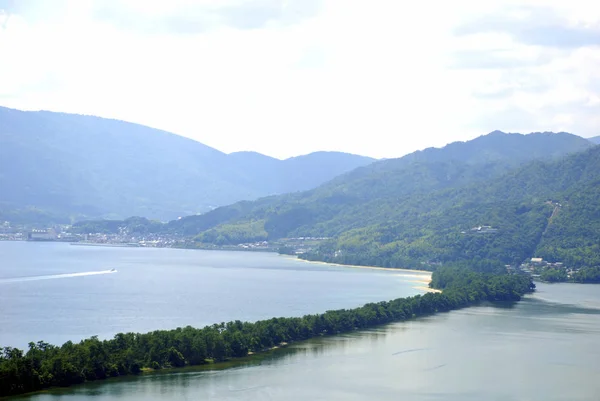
<box><xmin>277</xmin><ymin>246</ymin><xmax>296</xmax><ymax>255</ymax></box>
<box><xmin>540</xmin><ymin>268</ymin><xmax>568</xmax><ymax>282</ymax></box>
<box><xmin>430</xmin><ymin>266</ymin><xmax>535</xmax><ymax>301</ymax></box>
<box><xmin>0</xmin><ymin>268</ymin><xmax>533</xmax><ymax>397</ymax></box>
<box><xmin>536</xmin><ymin>184</ymin><xmax>600</xmax><ymax>268</ymax></box>
<box><xmin>194</xmin><ymin>220</ymin><xmax>268</xmax><ymax>245</ymax></box>
<box><xmin>571</xmin><ymin>267</ymin><xmax>600</xmax><ymax>283</ymax></box>
<box><xmin>299</xmin><ymin>200</ymin><xmax>553</xmax><ymax>270</ymax></box>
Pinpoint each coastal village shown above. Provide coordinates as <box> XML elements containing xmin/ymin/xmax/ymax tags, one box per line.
<box><xmin>0</xmin><ymin>221</ymin><xmax>185</xmax><ymax>248</ymax></box>
<box><xmin>0</xmin><ymin>221</ymin><xmax>327</xmax><ymax>252</ymax></box>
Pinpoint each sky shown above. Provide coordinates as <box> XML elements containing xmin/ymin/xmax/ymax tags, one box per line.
<box><xmin>1</xmin><ymin>0</ymin><xmax>599</xmax><ymax>159</ymax></box>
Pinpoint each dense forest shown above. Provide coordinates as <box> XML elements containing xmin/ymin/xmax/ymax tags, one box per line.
<box><xmin>0</xmin><ymin>267</ymin><xmax>534</xmax><ymax>397</ymax></box>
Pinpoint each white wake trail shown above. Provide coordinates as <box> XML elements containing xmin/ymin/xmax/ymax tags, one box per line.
<box><xmin>0</xmin><ymin>269</ymin><xmax>117</xmax><ymax>284</ymax></box>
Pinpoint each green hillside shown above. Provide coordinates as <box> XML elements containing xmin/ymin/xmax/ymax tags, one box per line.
<box><xmin>165</xmin><ymin>131</ymin><xmax>592</xmax><ymax>237</ymax></box>
<box><xmin>304</xmin><ymin>146</ymin><xmax>600</xmax><ymax>270</ymax></box>
<box><xmin>0</xmin><ymin>106</ymin><xmax>373</xmax><ymax>223</ymax></box>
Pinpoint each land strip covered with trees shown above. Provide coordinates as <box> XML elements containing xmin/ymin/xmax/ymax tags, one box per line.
<box><xmin>0</xmin><ymin>267</ymin><xmax>534</xmax><ymax>397</ymax></box>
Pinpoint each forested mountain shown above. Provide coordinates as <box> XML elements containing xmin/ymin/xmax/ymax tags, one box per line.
<box><xmin>588</xmin><ymin>136</ymin><xmax>600</xmax><ymax>145</ymax></box>
<box><xmin>0</xmin><ymin>106</ymin><xmax>373</xmax><ymax>223</ymax></box>
<box><xmin>156</xmin><ymin>132</ymin><xmax>599</xmax><ymax>270</ymax></box>
<box><xmin>164</xmin><ymin>131</ymin><xmax>592</xmax><ymax>235</ymax></box>
<box><xmin>306</xmin><ymin>145</ymin><xmax>600</xmax><ymax>270</ymax></box>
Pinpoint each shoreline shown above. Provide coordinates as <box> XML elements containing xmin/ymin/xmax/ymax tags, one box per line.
<box><xmin>290</xmin><ymin>257</ymin><xmax>433</xmax><ymax>276</ymax></box>
<box><xmin>289</xmin><ymin>257</ymin><xmax>436</xmax><ymax>293</ymax></box>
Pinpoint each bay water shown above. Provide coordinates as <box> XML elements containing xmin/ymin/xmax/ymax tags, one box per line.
<box><xmin>0</xmin><ymin>241</ymin><xmax>428</xmax><ymax>349</ymax></box>
<box><xmin>2</xmin><ymin>242</ymin><xmax>599</xmax><ymax>400</ymax></box>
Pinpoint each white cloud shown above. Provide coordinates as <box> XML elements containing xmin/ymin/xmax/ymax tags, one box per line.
<box><xmin>0</xmin><ymin>0</ymin><xmax>599</xmax><ymax>159</ymax></box>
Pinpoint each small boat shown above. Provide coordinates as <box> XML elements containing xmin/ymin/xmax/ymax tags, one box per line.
<box><xmin>110</xmin><ymin>268</ymin><xmax>117</xmax><ymax>272</ymax></box>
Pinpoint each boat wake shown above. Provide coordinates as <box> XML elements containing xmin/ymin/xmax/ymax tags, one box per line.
<box><xmin>0</xmin><ymin>269</ymin><xmax>117</xmax><ymax>284</ymax></box>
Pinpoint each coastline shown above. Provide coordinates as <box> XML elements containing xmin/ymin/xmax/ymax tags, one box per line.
<box><xmin>289</xmin><ymin>257</ymin><xmax>437</xmax><ymax>293</ymax></box>
<box><xmin>290</xmin><ymin>257</ymin><xmax>432</xmax><ymax>275</ymax></box>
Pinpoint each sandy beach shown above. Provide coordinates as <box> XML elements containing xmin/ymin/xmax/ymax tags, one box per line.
<box><xmin>290</xmin><ymin>257</ymin><xmax>440</xmax><ymax>293</ymax></box>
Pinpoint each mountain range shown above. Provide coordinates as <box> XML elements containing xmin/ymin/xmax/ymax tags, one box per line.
<box><xmin>145</xmin><ymin>131</ymin><xmax>598</xmax><ymax>270</ymax></box>
<box><xmin>69</xmin><ymin>130</ymin><xmax>600</xmax><ymax>271</ymax></box>
<box><xmin>163</xmin><ymin>131</ymin><xmax>593</xmax><ymax>236</ymax></box>
<box><xmin>0</xmin><ymin>106</ymin><xmax>373</xmax><ymax>223</ymax></box>
<box><xmin>4</xmin><ymin>104</ymin><xmax>599</xmax><ymax>272</ymax></box>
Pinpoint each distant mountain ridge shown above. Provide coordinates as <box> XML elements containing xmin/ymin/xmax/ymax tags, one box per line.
<box><xmin>588</xmin><ymin>136</ymin><xmax>600</xmax><ymax>145</ymax></box>
<box><xmin>404</xmin><ymin>130</ymin><xmax>591</xmax><ymax>164</ymax></box>
<box><xmin>0</xmin><ymin>106</ymin><xmax>374</xmax><ymax>223</ymax></box>
<box><xmin>225</xmin><ymin>150</ymin><xmax>377</xmax><ymax>196</ymax></box>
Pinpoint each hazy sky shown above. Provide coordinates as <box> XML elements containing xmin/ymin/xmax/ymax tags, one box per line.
<box><xmin>1</xmin><ymin>0</ymin><xmax>599</xmax><ymax>159</ymax></box>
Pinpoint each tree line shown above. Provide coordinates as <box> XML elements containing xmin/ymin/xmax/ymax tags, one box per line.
<box><xmin>0</xmin><ymin>267</ymin><xmax>534</xmax><ymax>397</ymax></box>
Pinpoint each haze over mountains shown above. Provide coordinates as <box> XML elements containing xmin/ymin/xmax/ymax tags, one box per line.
<box><xmin>2</xmin><ymin>104</ymin><xmax>599</xmax><ymax>245</ymax></box>
<box><xmin>0</xmin><ymin>106</ymin><xmax>373</xmax><ymax>223</ymax></box>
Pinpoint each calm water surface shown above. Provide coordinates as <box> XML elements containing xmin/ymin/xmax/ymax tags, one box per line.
<box><xmin>0</xmin><ymin>241</ymin><xmax>428</xmax><ymax>349</ymax></box>
<box><xmin>3</xmin><ymin>242</ymin><xmax>600</xmax><ymax>400</ymax></box>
